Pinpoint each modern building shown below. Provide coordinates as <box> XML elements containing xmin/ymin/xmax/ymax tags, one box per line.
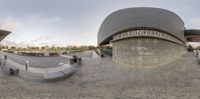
<box><xmin>98</xmin><ymin>7</ymin><xmax>200</xmax><ymax>66</ymax></box>
<box><xmin>0</xmin><ymin>30</ymin><xmax>10</xmax><ymax>41</ymax></box>
<box><xmin>185</xmin><ymin>29</ymin><xmax>200</xmax><ymax>42</ymax></box>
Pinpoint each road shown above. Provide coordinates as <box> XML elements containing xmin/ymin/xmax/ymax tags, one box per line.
<box><xmin>1</xmin><ymin>52</ymin><xmax>68</xmax><ymax>68</ymax></box>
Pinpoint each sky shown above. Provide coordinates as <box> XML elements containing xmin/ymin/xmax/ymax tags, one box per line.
<box><xmin>0</xmin><ymin>0</ymin><xmax>199</xmax><ymax>47</ymax></box>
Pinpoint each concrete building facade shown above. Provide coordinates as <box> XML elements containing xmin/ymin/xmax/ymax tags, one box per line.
<box><xmin>112</xmin><ymin>30</ymin><xmax>185</xmax><ymax>66</ymax></box>
<box><xmin>98</xmin><ymin>7</ymin><xmax>198</xmax><ymax>66</ymax></box>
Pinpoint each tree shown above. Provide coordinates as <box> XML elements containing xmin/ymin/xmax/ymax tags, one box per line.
<box><xmin>88</xmin><ymin>45</ymin><xmax>96</xmax><ymax>50</ymax></box>
<box><xmin>41</xmin><ymin>46</ymin><xmax>45</xmax><ymax>50</ymax></box>
<box><xmin>10</xmin><ymin>46</ymin><xmax>16</xmax><ymax>50</ymax></box>
<box><xmin>188</xmin><ymin>45</ymin><xmax>194</xmax><ymax>52</ymax></box>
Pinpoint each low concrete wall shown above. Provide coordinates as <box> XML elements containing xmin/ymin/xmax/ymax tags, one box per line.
<box><xmin>113</xmin><ymin>38</ymin><xmax>185</xmax><ymax>66</ymax></box>
<box><xmin>0</xmin><ymin>55</ymin><xmax>81</xmax><ymax>82</ymax></box>
<box><xmin>101</xmin><ymin>48</ymin><xmax>112</xmax><ymax>56</ymax></box>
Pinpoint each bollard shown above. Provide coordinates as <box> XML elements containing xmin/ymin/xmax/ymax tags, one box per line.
<box><xmin>4</xmin><ymin>55</ymin><xmax>7</xmax><ymax>60</ymax></box>
<box><xmin>77</xmin><ymin>57</ymin><xmax>82</xmax><ymax>65</ymax></box>
<box><xmin>100</xmin><ymin>53</ymin><xmax>104</xmax><ymax>58</ymax></box>
<box><xmin>25</xmin><ymin>61</ymin><xmax>29</xmax><ymax>71</ymax></box>
<box><xmin>3</xmin><ymin>60</ymin><xmax>5</xmax><ymax>66</ymax></box>
<box><xmin>70</xmin><ymin>58</ymin><xmax>74</xmax><ymax>65</ymax></box>
<box><xmin>3</xmin><ymin>55</ymin><xmax>7</xmax><ymax>66</ymax></box>
<box><xmin>73</xmin><ymin>55</ymin><xmax>77</xmax><ymax>63</ymax></box>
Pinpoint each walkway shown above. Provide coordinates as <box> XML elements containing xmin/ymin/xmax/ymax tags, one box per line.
<box><xmin>0</xmin><ymin>52</ymin><xmax>199</xmax><ymax>98</ymax></box>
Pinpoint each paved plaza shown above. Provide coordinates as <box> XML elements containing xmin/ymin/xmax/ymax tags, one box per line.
<box><xmin>1</xmin><ymin>52</ymin><xmax>69</xmax><ymax>68</ymax></box>
<box><xmin>0</xmin><ymin>52</ymin><xmax>200</xmax><ymax>98</ymax></box>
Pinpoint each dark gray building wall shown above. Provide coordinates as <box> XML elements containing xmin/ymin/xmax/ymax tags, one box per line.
<box><xmin>101</xmin><ymin>48</ymin><xmax>112</xmax><ymax>56</ymax></box>
<box><xmin>113</xmin><ymin>37</ymin><xmax>185</xmax><ymax>66</ymax></box>
<box><xmin>184</xmin><ymin>29</ymin><xmax>200</xmax><ymax>36</ymax></box>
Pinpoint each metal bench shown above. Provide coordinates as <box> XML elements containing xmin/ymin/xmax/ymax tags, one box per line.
<box><xmin>10</xmin><ymin>66</ymin><xmax>19</xmax><ymax>75</ymax></box>
<box><xmin>69</xmin><ymin>56</ymin><xmax>82</xmax><ymax>65</ymax></box>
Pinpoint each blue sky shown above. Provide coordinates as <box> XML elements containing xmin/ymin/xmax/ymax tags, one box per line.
<box><xmin>0</xmin><ymin>0</ymin><xmax>199</xmax><ymax>47</ymax></box>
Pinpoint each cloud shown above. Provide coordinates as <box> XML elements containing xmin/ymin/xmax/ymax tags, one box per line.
<box><xmin>1</xmin><ymin>40</ymin><xmax>18</xmax><ymax>46</ymax></box>
<box><xmin>29</xmin><ymin>15</ymin><xmax>62</xmax><ymax>24</ymax></box>
<box><xmin>82</xmin><ymin>32</ymin><xmax>95</xmax><ymax>37</ymax></box>
<box><xmin>0</xmin><ymin>16</ymin><xmax>20</xmax><ymax>31</ymax></box>
<box><xmin>1</xmin><ymin>33</ymin><xmax>69</xmax><ymax>47</ymax></box>
<box><xmin>29</xmin><ymin>35</ymin><xmax>55</xmax><ymax>43</ymax></box>
<box><xmin>45</xmin><ymin>16</ymin><xmax>61</xmax><ymax>23</ymax></box>
<box><xmin>1</xmin><ymin>35</ymin><xmax>58</xmax><ymax>47</ymax></box>
<box><xmin>189</xmin><ymin>18</ymin><xmax>200</xmax><ymax>29</ymax></box>
<box><xmin>188</xmin><ymin>42</ymin><xmax>200</xmax><ymax>48</ymax></box>
<box><xmin>1</xmin><ymin>40</ymin><xmax>30</xmax><ymax>48</ymax></box>
<box><xmin>22</xmin><ymin>35</ymin><xmax>58</xmax><ymax>47</ymax></box>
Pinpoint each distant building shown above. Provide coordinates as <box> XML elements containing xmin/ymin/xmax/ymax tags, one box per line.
<box><xmin>98</xmin><ymin>7</ymin><xmax>200</xmax><ymax>66</ymax></box>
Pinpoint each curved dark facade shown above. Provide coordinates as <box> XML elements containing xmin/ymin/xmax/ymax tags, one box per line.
<box><xmin>0</xmin><ymin>30</ymin><xmax>11</xmax><ymax>41</ymax></box>
<box><xmin>185</xmin><ymin>29</ymin><xmax>200</xmax><ymax>36</ymax></box>
<box><xmin>98</xmin><ymin>7</ymin><xmax>185</xmax><ymax>45</ymax></box>
<box><xmin>98</xmin><ymin>7</ymin><xmax>188</xmax><ymax>67</ymax></box>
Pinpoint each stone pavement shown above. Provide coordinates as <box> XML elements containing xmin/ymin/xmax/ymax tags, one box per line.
<box><xmin>0</xmin><ymin>52</ymin><xmax>200</xmax><ymax>99</ymax></box>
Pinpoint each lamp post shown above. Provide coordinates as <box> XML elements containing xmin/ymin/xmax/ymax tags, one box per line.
<box><xmin>25</xmin><ymin>61</ymin><xmax>29</xmax><ymax>71</ymax></box>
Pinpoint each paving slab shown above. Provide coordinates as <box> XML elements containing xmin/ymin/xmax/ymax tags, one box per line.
<box><xmin>0</xmin><ymin>52</ymin><xmax>199</xmax><ymax>99</ymax></box>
